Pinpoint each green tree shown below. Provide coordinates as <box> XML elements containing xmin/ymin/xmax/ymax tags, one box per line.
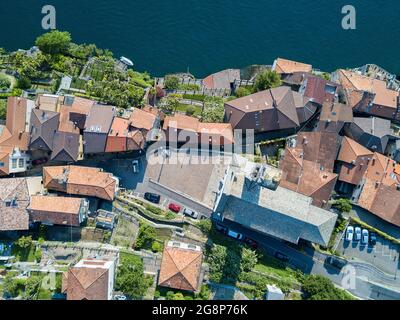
<box><xmin>25</xmin><ymin>276</ymin><xmax>42</xmax><ymax>300</ymax></box>
<box><xmin>240</xmin><ymin>247</ymin><xmax>258</xmax><ymax>272</ymax></box>
<box><xmin>332</xmin><ymin>198</ymin><xmax>352</xmax><ymax>213</ymax></box>
<box><xmin>253</xmin><ymin>70</ymin><xmax>282</xmax><ymax>92</ymax></box>
<box><xmin>302</xmin><ymin>275</ymin><xmax>354</xmax><ymax>300</ymax></box>
<box><xmin>201</xmin><ymin>96</ymin><xmax>225</xmax><ymax>123</ymax></box>
<box><xmin>0</xmin><ymin>74</ymin><xmax>11</xmax><ymax>90</ymax></box>
<box><xmin>197</xmin><ymin>219</ymin><xmax>212</xmax><ymax>235</ymax></box>
<box><xmin>16</xmin><ymin>76</ymin><xmax>32</xmax><ymax>90</ymax></box>
<box><xmin>3</xmin><ymin>273</ymin><xmax>19</xmax><ymax>297</ymax></box>
<box><xmin>115</xmin><ymin>255</ymin><xmax>153</xmax><ymax>299</ymax></box>
<box><xmin>35</xmin><ymin>30</ymin><xmax>72</xmax><ymax>55</ymax></box>
<box><xmin>195</xmin><ymin>285</ymin><xmax>211</xmax><ymax>300</ymax></box>
<box><xmin>0</xmin><ymin>99</ymin><xmax>7</xmax><ymax>120</ymax></box>
<box><xmin>236</xmin><ymin>87</ymin><xmax>251</xmax><ymax>98</ymax></box>
<box><xmin>16</xmin><ymin>236</ymin><xmax>32</xmax><ymax>249</ymax></box>
<box><xmin>135</xmin><ymin>223</ymin><xmax>157</xmax><ymax>250</ymax></box>
<box><xmin>158</xmin><ymin>93</ymin><xmax>182</xmax><ymax>114</ymax></box>
<box><xmin>164</xmin><ymin>75</ymin><xmax>180</xmax><ymax>90</ymax></box>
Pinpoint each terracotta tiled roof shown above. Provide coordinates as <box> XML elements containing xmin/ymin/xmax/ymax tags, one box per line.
<box><xmin>0</xmin><ymin>178</ymin><xmax>30</xmax><ymax>231</ymax></box>
<box><xmin>129</xmin><ymin>107</ymin><xmax>157</xmax><ymax>131</ymax></box>
<box><xmin>280</xmin><ymin>147</ymin><xmax>337</xmax><ymax>208</ymax></box>
<box><xmin>43</xmin><ymin>165</ymin><xmax>117</xmax><ymax>201</ymax></box>
<box><xmin>106</xmin><ymin>117</ymin><xmax>146</xmax><ymax>152</ymax></box>
<box><xmin>158</xmin><ymin>243</ymin><xmax>203</xmax><ymax>292</ymax></box>
<box><xmin>273</xmin><ymin>58</ymin><xmax>312</xmax><ymax>74</ymax></box>
<box><xmin>28</xmin><ymin>195</ymin><xmax>84</xmax><ymax>226</ymax></box>
<box><xmin>294</xmin><ymin>131</ymin><xmax>340</xmax><ymax>172</ymax></box>
<box><xmin>62</xmin><ymin>259</ymin><xmax>113</xmax><ymax>300</ymax></box>
<box><xmin>337</xmin><ymin>137</ymin><xmax>373</xmax><ymax>185</ymax></box>
<box><xmin>163</xmin><ymin>114</ymin><xmax>234</xmax><ymax>145</ymax></box>
<box><xmin>58</xmin><ymin>105</ymin><xmax>80</xmax><ymax>134</ymax></box>
<box><xmin>337</xmin><ymin>69</ymin><xmax>399</xmax><ymax>109</ymax></box>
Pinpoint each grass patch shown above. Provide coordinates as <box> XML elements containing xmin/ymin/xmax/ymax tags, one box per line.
<box><xmin>175</xmin><ymin>103</ymin><xmax>202</xmax><ymax>117</ymax></box>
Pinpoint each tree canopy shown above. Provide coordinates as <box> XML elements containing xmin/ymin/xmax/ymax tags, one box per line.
<box><xmin>35</xmin><ymin>30</ymin><xmax>72</xmax><ymax>55</ymax></box>
<box><xmin>253</xmin><ymin>70</ymin><xmax>282</xmax><ymax>92</ymax></box>
<box><xmin>201</xmin><ymin>96</ymin><xmax>225</xmax><ymax>123</ymax></box>
<box><xmin>115</xmin><ymin>253</ymin><xmax>153</xmax><ymax>299</ymax></box>
<box><xmin>332</xmin><ymin>198</ymin><xmax>352</xmax><ymax>213</ymax></box>
<box><xmin>301</xmin><ymin>275</ymin><xmax>355</xmax><ymax>300</ymax></box>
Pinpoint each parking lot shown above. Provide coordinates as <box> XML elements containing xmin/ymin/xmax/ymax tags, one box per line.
<box><xmin>337</xmin><ymin>226</ymin><xmax>400</xmax><ymax>276</ymax></box>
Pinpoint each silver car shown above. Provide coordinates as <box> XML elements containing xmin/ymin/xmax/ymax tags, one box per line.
<box><xmin>361</xmin><ymin>229</ymin><xmax>369</xmax><ymax>244</ymax></box>
<box><xmin>132</xmin><ymin>160</ymin><xmax>139</xmax><ymax>173</ymax></box>
<box><xmin>354</xmin><ymin>227</ymin><xmax>362</xmax><ymax>241</ymax></box>
<box><xmin>183</xmin><ymin>208</ymin><xmax>199</xmax><ymax>219</ymax></box>
<box><xmin>345</xmin><ymin>226</ymin><xmax>354</xmax><ymax>242</ymax></box>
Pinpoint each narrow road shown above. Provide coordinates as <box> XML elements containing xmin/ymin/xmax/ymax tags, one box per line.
<box><xmin>218</xmin><ymin>219</ymin><xmax>400</xmax><ymax>300</ymax></box>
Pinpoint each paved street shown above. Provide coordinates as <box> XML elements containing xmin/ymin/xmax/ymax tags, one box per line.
<box><xmin>337</xmin><ymin>232</ymin><xmax>399</xmax><ymax>276</ymax></box>
<box><xmin>217</xmin><ymin>219</ymin><xmax>400</xmax><ymax>300</ymax></box>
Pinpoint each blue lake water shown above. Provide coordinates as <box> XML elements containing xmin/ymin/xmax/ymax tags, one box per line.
<box><xmin>1</xmin><ymin>0</ymin><xmax>400</xmax><ymax>77</ymax></box>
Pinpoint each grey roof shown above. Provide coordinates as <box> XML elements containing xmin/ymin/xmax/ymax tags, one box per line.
<box><xmin>84</xmin><ymin>104</ymin><xmax>116</xmax><ymax>134</ymax></box>
<box><xmin>51</xmin><ymin>131</ymin><xmax>80</xmax><ymax>162</ymax></box>
<box><xmin>30</xmin><ymin>109</ymin><xmax>60</xmax><ymax>150</ymax></box>
<box><xmin>219</xmin><ymin>172</ymin><xmax>337</xmax><ymax>246</ymax></box>
<box><xmin>353</xmin><ymin>117</ymin><xmax>391</xmax><ymax>138</ymax></box>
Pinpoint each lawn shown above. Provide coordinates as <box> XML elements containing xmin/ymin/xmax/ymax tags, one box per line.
<box><xmin>175</xmin><ymin>103</ymin><xmax>203</xmax><ymax>117</ymax></box>
<box><xmin>254</xmin><ymin>253</ymin><xmax>300</xmax><ymax>283</ymax></box>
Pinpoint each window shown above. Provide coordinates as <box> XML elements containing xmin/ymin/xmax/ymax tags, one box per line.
<box><xmin>18</xmin><ymin>158</ymin><xmax>24</xmax><ymax>168</ymax></box>
<box><xmin>0</xmin><ymin>162</ymin><xmax>4</xmax><ymax>167</ymax></box>
<box><xmin>5</xmin><ymin>201</ymin><xmax>11</xmax><ymax>207</ymax></box>
<box><xmin>11</xmin><ymin>159</ymin><xmax>17</xmax><ymax>169</ymax></box>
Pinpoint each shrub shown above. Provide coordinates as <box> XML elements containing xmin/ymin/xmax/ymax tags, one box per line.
<box><xmin>236</xmin><ymin>87</ymin><xmax>251</xmax><ymax>97</ymax></box>
<box><xmin>135</xmin><ymin>223</ymin><xmax>157</xmax><ymax>250</ymax></box>
<box><xmin>0</xmin><ymin>74</ymin><xmax>11</xmax><ymax>90</ymax></box>
<box><xmin>165</xmin><ymin>211</ymin><xmax>175</xmax><ymax>220</ymax></box>
<box><xmin>302</xmin><ymin>275</ymin><xmax>354</xmax><ymax>300</ymax></box>
<box><xmin>185</xmin><ymin>105</ymin><xmax>196</xmax><ymax>116</ymax></box>
<box><xmin>34</xmin><ymin>249</ymin><xmax>42</xmax><ymax>263</ymax></box>
<box><xmin>16</xmin><ymin>77</ymin><xmax>32</xmax><ymax>90</ymax></box>
<box><xmin>253</xmin><ymin>70</ymin><xmax>282</xmax><ymax>92</ymax></box>
<box><xmin>197</xmin><ymin>219</ymin><xmax>212</xmax><ymax>235</ymax></box>
<box><xmin>332</xmin><ymin>198</ymin><xmax>352</xmax><ymax>213</ymax></box>
<box><xmin>164</xmin><ymin>75</ymin><xmax>180</xmax><ymax>90</ymax></box>
<box><xmin>151</xmin><ymin>241</ymin><xmax>162</xmax><ymax>253</ymax></box>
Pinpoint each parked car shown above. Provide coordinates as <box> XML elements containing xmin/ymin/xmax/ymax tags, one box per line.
<box><xmin>227</xmin><ymin>229</ymin><xmax>244</xmax><ymax>240</ymax></box>
<box><xmin>345</xmin><ymin>226</ymin><xmax>354</xmax><ymax>242</ymax></box>
<box><xmin>369</xmin><ymin>232</ymin><xmax>377</xmax><ymax>245</ymax></box>
<box><xmin>114</xmin><ymin>295</ymin><xmax>127</xmax><ymax>300</ymax></box>
<box><xmin>361</xmin><ymin>229</ymin><xmax>369</xmax><ymax>244</ymax></box>
<box><xmin>244</xmin><ymin>237</ymin><xmax>258</xmax><ymax>249</ymax></box>
<box><xmin>32</xmin><ymin>157</ymin><xmax>48</xmax><ymax>165</ymax></box>
<box><xmin>354</xmin><ymin>227</ymin><xmax>362</xmax><ymax>241</ymax></box>
<box><xmin>325</xmin><ymin>256</ymin><xmax>347</xmax><ymax>269</ymax></box>
<box><xmin>144</xmin><ymin>192</ymin><xmax>161</xmax><ymax>204</ymax></box>
<box><xmin>274</xmin><ymin>251</ymin><xmax>290</xmax><ymax>262</ymax></box>
<box><xmin>183</xmin><ymin>208</ymin><xmax>199</xmax><ymax>219</ymax></box>
<box><xmin>132</xmin><ymin>160</ymin><xmax>139</xmax><ymax>173</ymax></box>
<box><xmin>215</xmin><ymin>223</ymin><xmax>228</xmax><ymax>234</ymax></box>
<box><xmin>168</xmin><ymin>203</ymin><xmax>181</xmax><ymax>213</ymax></box>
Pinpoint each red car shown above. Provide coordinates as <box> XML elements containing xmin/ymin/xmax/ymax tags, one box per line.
<box><xmin>244</xmin><ymin>237</ymin><xmax>259</xmax><ymax>249</ymax></box>
<box><xmin>168</xmin><ymin>203</ymin><xmax>181</xmax><ymax>213</ymax></box>
<box><xmin>32</xmin><ymin>157</ymin><xmax>48</xmax><ymax>165</ymax></box>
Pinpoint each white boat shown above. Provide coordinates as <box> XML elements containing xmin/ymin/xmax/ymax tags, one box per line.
<box><xmin>120</xmin><ymin>56</ymin><xmax>134</xmax><ymax>66</ymax></box>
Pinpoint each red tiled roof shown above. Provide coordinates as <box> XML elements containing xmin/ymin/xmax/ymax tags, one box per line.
<box><xmin>158</xmin><ymin>244</ymin><xmax>203</xmax><ymax>292</ymax></box>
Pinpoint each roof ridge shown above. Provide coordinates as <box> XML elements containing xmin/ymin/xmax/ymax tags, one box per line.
<box><xmin>70</xmin><ymin>267</ymin><xmax>108</xmax><ymax>291</ymax></box>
